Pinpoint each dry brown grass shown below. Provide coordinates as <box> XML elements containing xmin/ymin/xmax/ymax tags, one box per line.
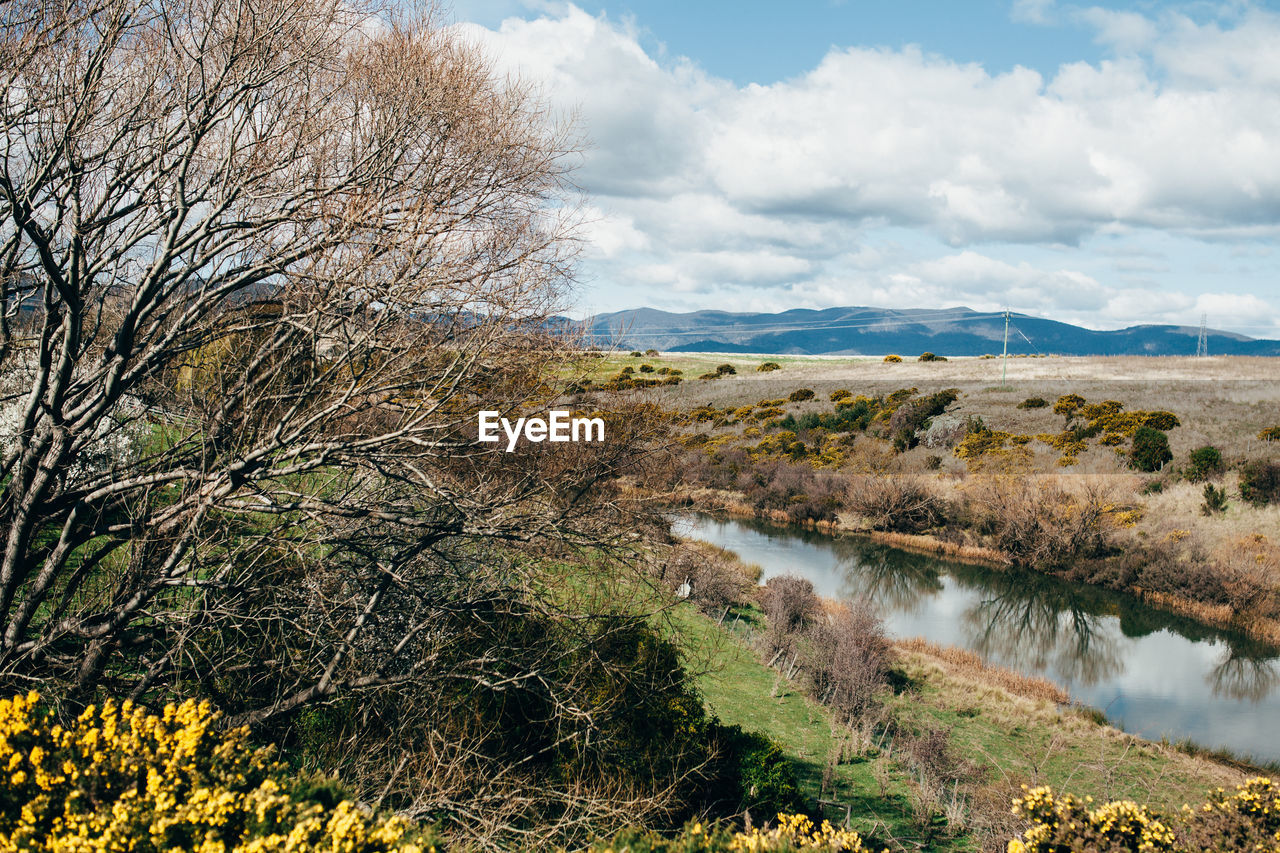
<box><xmin>896</xmin><ymin>636</ymin><xmax>1069</xmax><ymax>705</ymax></box>
<box><xmin>865</xmin><ymin>530</ymin><xmax>1008</xmax><ymax>566</ymax></box>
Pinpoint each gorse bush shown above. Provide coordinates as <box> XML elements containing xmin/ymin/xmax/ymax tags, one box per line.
<box><xmin>1016</xmin><ymin>397</ymin><xmax>1048</xmax><ymax>409</ymax></box>
<box><xmin>883</xmin><ymin>355</ymin><xmax>902</xmax><ymax>363</ymax></box>
<box><xmin>1258</xmin><ymin>425</ymin><xmax>1280</xmax><ymax>441</ymax></box>
<box><xmin>0</xmin><ymin>692</ymin><xmax>427</xmax><ymax>852</ymax></box>
<box><xmin>1007</xmin><ymin>777</ymin><xmax>1280</xmax><ymax>853</ymax></box>
<box><xmin>1185</xmin><ymin>445</ymin><xmax>1223</xmax><ymax>482</ymax></box>
<box><xmin>917</xmin><ymin>352</ymin><xmax>945</xmax><ymax>362</ymax></box>
<box><xmin>1239</xmin><ymin>459</ymin><xmax>1280</xmax><ymax>506</ymax></box>
<box><xmin>757</xmin><ymin>362</ymin><xmax>782</xmax><ymax>372</ymax></box>
<box><xmin>788</xmin><ymin>388</ymin><xmax>816</xmax><ymax>402</ymax></box>
<box><xmin>1129</xmin><ymin>426</ymin><xmax>1172</xmax><ymax>472</ymax></box>
<box><xmin>592</xmin><ymin>814</ymin><xmax>875</xmax><ymax>852</ymax></box>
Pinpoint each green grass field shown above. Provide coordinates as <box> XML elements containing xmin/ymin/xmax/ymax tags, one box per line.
<box><xmin>662</xmin><ymin>597</ymin><xmax>1246</xmax><ymax>853</ymax></box>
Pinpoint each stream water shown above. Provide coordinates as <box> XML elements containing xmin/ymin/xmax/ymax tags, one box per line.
<box><xmin>673</xmin><ymin>512</ymin><xmax>1280</xmax><ymax>763</ymax></box>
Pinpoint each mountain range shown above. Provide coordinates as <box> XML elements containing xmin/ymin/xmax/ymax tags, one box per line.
<box><xmin>582</xmin><ymin>306</ymin><xmax>1280</xmax><ymax>357</ymax></box>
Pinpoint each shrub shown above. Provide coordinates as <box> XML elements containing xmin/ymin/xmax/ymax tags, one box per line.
<box><xmin>925</xmin><ymin>454</ymin><xmax>942</xmax><ymax>470</ymax></box>
<box><xmin>761</xmin><ymin>575</ymin><xmax>819</xmax><ymax>654</ymax></box>
<box><xmin>1258</xmin><ymin>425</ymin><xmax>1280</xmax><ymax>441</ymax></box>
<box><xmin>974</xmin><ymin>478</ymin><xmax>1113</xmax><ymax>568</ymax></box>
<box><xmin>1184</xmin><ymin>445</ymin><xmax>1223</xmax><ymax>482</ymax></box>
<box><xmin>917</xmin><ymin>352</ymin><xmax>946</xmax><ymax>362</ymax></box>
<box><xmin>0</xmin><ymin>692</ymin><xmax>426</xmax><ymax>853</ymax></box>
<box><xmin>620</xmin><ymin>365</ymin><xmax>634</xmax><ymax>375</ymax></box>
<box><xmin>1129</xmin><ymin>426</ymin><xmax>1172</xmax><ymax>472</ymax></box>
<box><xmin>803</xmin><ymin>604</ymin><xmax>892</xmax><ymax>722</ymax></box>
<box><xmin>887</xmin><ymin>388</ymin><xmax>959</xmax><ymax>451</ymax></box>
<box><xmin>1008</xmin><ymin>777</ymin><xmax>1280</xmax><ymax>853</ymax></box>
<box><xmin>698</xmin><ymin>372</ymin><xmax>720</xmax><ymax>380</ymax></box>
<box><xmin>1239</xmin><ymin>459</ymin><xmax>1280</xmax><ymax>506</ymax></box>
<box><xmin>1142</xmin><ymin>410</ymin><xmax>1181</xmax><ymax>430</ymax></box>
<box><xmin>1053</xmin><ymin>393</ymin><xmax>1085</xmax><ymax>419</ymax></box>
<box><xmin>829</xmin><ymin>389</ymin><xmax>852</xmax><ymax>402</ymax></box>
<box><xmin>756</xmin><ymin>361</ymin><xmax>781</xmax><ymax>372</ymax></box>
<box><xmin>787</xmin><ymin>388</ymin><xmax>815</xmax><ymax>402</ymax></box>
<box><xmin>639</xmin><ymin>363</ymin><xmax>654</xmax><ymax>373</ymax></box>
<box><xmin>593</xmin><ymin>814</ymin><xmax>871</xmax><ymax>852</ymax></box>
<box><xmin>714</xmin><ymin>728</ymin><xmax>806</xmax><ymax>817</ymax></box>
<box><xmin>883</xmin><ymin>354</ymin><xmax>902</xmax><ymax>363</ymax></box>
<box><xmin>846</xmin><ymin>475</ymin><xmax>945</xmax><ymax>533</ymax></box>
<box><xmin>1201</xmin><ymin>483</ymin><xmax>1228</xmax><ymax>515</ymax></box>
<box><xmin>1017</xmin><ymin>397</ymin><xmax>1048</xmax><ymax>409</ymax></box>
<box><xmin>644</xmin><ymin>348</ymin><xmax>659</xmax><ymax>356</ymax></box>
<box><xmin>629</xmin><ymin>351</ymin><xmax>642</xmax><ymax>357</ymax></box>
<box><xmin>715</xmin><ymin>363</ymin><xmax>736</xmax><ymax>375</ymax></box>
<box><xmin>663</xmin><ymin>544</ymin><xmax>756</xmax><ymax>614</ymax></box>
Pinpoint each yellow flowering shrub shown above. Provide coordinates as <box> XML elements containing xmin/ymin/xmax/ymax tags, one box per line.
<box><xmin>590</xmin><ymin>814</ymin><xmax>880</xmax><ymax>852</ymax></box>
<box><xmin>1007</xmin><ymin>777</ymin><xmax>1280</xmax><ymax>853</ymax></box>
<box><xmin>0</xmin><ymin>692</ymin><xmax>426</xmax><ymax>853</ymax></box>
<box><xmin>729</xmin><ymin>814</ymin><xmax>875</xmax><ymax>852</ymax></box>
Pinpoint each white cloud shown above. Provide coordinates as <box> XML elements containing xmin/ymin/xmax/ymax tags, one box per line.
<box><xmin>458</xmin><ymin>4</ymin><xmax>1280</xmax><ymax>334</ymax></box>
<box><xmin>1012</xmin><ymin>0</ymin><xmax>1058</xmax><ymax>25</ymax></box>
<box><xmin>1075</xmin><ymin>7</ymin><xmax>1159</xmax><ymax>54</ymax></box>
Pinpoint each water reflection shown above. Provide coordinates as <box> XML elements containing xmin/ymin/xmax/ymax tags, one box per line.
<box><xmin>960</xmin><ymin>577</ymin><xmax>1126</xmax><ymax>686</ymax></box>
<box><xmin>674</xmin><ymin>512</ymin><xmax>1280</xmax><ymax>760</ymax></box>
<box><xmin>1209</xmin><ymin>646</ymin><xmax>1280</xmax><ymax>702</ymax></box>
<box><xmin>833</xmin><ymin>543</ymin><xmax>944</xmax><ymax>612</ymax></box>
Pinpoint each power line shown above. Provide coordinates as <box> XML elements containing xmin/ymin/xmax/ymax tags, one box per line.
<box><xmin>1196</xmin><ymin>314</ymin><xmax>1208</xmax><ymax>357</ymax></box>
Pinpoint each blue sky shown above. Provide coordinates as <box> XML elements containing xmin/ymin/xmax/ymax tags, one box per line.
<box><xmin>453</xmin><ymin>0</ymin><xmax>1280</xmax><ymax>336</ymax></box>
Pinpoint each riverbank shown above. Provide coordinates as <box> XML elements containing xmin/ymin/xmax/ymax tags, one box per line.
<box><xmin>667</xmin><ymin>584</ymin><xmax>1247</xmax><ymax>852</ymax></box>
<box><xmin>672</xmin><ymin>509</ymin><xmax>1280</xmax><ymax>768</ymax></box>
<box><xmin>662</xmin><ymin>485</ymin><xmax>1280</xmax><ymax>647</ymax></box>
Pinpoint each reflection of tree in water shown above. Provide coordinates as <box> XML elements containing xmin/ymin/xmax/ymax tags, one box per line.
<box><xmin>831</xmin><ymin>541</ymin><xmax>944</xmax><ymax>612</ymax></box>
<box><xmin>711</xmin><ymin>514</ymin><xmax>1280</xmax><ymax>701</ymax></box>
<box><xmin>1208</xmin><ymin>643</ymin><xmax>1280</xmax><ymax>702</ymax></box>
<box><xmin>958</xmin><ymin>571</ymin><xmax>1127</xmax><ymax>687</ymax></box>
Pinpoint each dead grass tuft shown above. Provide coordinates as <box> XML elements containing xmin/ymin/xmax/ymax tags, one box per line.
<box><xmin>896</xmin><ymin>636</ymin><xmax>1069</xmax><ymax>705</ymax></box>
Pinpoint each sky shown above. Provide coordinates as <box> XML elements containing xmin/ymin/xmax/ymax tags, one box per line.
<box><xmin>450</xmin><ymin>0</ymin><xmax>1280</xmax><ymax>337</ymax></box>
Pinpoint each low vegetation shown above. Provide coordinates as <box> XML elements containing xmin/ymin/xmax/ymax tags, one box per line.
<box><xmin>1008</xmin><ymin>777</ymin><xmax>1280</xmax><ymax>853</ymax></box>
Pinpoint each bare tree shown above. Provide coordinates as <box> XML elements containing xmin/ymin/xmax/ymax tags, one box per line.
<box><xmin>0</xmin><ymin>0</ymin><xmax>670</xmax><ymax>712</ymax></box>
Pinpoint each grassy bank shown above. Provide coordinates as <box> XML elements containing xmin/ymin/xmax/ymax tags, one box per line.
<box><xmin>663</xmin><ymin>587</ymin><xmax>1247</xmax><ymax>852</ymax></box>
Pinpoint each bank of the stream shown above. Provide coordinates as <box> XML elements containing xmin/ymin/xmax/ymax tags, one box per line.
<box><xmin>664</xmin><ymin>486</ymin><xmax>1280</xmax><ymax>647</ymax></box>
<box><xmin>673</xmin><ymin>510</ymin><xmax>1280</xmax><ymax>768</ymax></box>
<box><xmin>667</xmin><ymin>586</ymin><xmax>1246</xmax><ymax>853</ymax></box>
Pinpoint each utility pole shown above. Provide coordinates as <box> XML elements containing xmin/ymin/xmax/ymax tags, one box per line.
<box><xmin>1001</xmin><ymin>309</ymin><xmax>1011</xmax><ymax>387</ymax></box>
<box><xmin>1196</xmin><ymin>313</ymin><xmax>1208</xmax><ymax>357</ymax></box>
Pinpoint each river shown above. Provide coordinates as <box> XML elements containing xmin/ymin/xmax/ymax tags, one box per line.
<box><xmin>673</xmin><ymin>512</ymin><xmax>1280</xmax><ymax>764</ymax></box>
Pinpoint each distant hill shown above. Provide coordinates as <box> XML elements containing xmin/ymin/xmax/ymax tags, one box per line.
<box><xmin>582</xmin><ymin>306</ymin><xmax>1280</xmax><ymax>356</ymax></box>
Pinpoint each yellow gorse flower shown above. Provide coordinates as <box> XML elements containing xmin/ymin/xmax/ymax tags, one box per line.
<box><xmin>727</xmin><ymin>813</ymin><xmax>877</xmax><ymax>852</ymax></box>
<box><xmin>0</xmin><ymin>692</ymin><xmax>423</xmax><ymax>853</ymax></box>
<box><xmin>1007</xmin><ymin>777</ymin><xmax>1280</xmax><ymax>853</ymax></box>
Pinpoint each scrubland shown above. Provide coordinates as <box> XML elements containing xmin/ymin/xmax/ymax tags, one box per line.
<box><xmin>617</xmin><ymin>352</ymin><xmax>1280</xmax><ymax>644</ymax></box>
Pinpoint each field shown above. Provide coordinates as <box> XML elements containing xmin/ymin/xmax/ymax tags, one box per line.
<box><xmin>595</xmin><ymin>352</ymin><xmax>1279</xmax><ymax>454</ymax></box>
